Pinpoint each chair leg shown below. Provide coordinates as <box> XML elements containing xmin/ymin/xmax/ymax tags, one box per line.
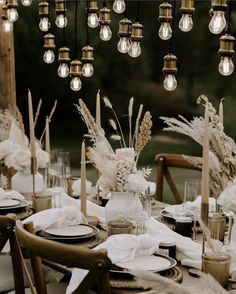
<box><xmin>97</xmin><ymin>272</ymin><xmax>110</xmax><ymax>294</ymax></box>
<box><xmin>156</xmin><ymin>157</ymin><xmax>164</xmax><ymax>201</ymax></box>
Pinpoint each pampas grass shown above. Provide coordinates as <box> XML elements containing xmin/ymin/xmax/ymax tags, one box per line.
<box><xmin>128</xmin><ymin>97</ymin><xmax>134</xmax><ymax>147</ymax></box>
<box><xmin>34</xmin><ymin>98</ymin><xmax>42</xmax><ymax>128</ymax></box>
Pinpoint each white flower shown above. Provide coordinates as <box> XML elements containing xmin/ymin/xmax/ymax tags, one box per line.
<box><xmin>5</xmin><ymin>148</ymin><xmax>31</xmax><ymax>170</ymax></box>
<box><xmin>0</xmin><ymin>140</ymin><xmax>18</xmax><ymax>160</ymax></box>
<box><xmin>128</xmin><ymin>173</ymin><xmax>148</xmax><ymax>194</ymax></box>
<box><xmin>72</xmin><ymin>178</ymin><xmax>92</xmax><ymax>196</ymax></box>
<box><xmin>36</xmin><ymin>148</ymin><xmax>49</xmax><ymax>168</ymax></box>
<box><xmin>218</xmin><ymin>180</ymin><xmax>236</xmax><ymax>213</ymax></box>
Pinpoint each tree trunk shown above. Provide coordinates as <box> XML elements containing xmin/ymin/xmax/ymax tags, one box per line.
<box><xmin>0</xmin><ymin>6</ymin><xmax>16</xmax><ymax>116</ymax></box>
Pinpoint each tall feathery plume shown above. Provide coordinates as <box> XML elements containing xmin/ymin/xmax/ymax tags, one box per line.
<box><xmin>135</xmin><ymin>111</ymin><xmax>152</xmax><ymax>163</ymax></box>
<box><xmin>34</xmin><ymin>98</ymin><xmax>42</xmax><ymax>128</ymax></box>
<box><xmin>133</xmin><ymin>104</ymin><xmax>143</xmax><ymax>146</ymax></box>
<box><xmin>15</xmin><ymin>106</ymin><xmax>25</xmax><ymax>133</ymax></box>
<box><xmin>109</xmin><ymin>119</ymin><xmax>122</xmax><ymax>147</ymax></box>
<box><xmin>103</xmin><ymin>96</ymin><xmax>126</xmax><ymax>148</ymax></box>
<box><xmin>40</xmin><ymin>100</ymin><xmax>58</xmax><ymax>142</ymax></box>
<box><xmin>128</xmin><ymin>97</ymin><xmax>134</xmax><ymax>147</ymax></box>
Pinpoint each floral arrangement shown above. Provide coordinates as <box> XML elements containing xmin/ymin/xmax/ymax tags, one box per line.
<box><xmin>161</xmin><ymin>95</ymin><xmax>236</xmax><ymax>198</ymax></box>
<box><xmin>0</xmin><ymin>116</ymin><xmax>49</xmax><ymax>175</ymax></box>
<box><xmin>76</xmin><ymin>97</ymin><xmax>153</xmax><ymax>194</ymax></box>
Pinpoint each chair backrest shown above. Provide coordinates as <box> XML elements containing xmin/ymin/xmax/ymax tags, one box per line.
<box><xmin>155</xmin><ymin>153</ymin><xmax>201</xmax><ymax>203</ymax></box>
<box><xmin>0</xmin><ymin>216</ymin><xmax>25</xmax><ymax>294</ymax></box>
<box><xmin>15</xmin><ymin>220</ymin><xmax>112</xmax><ymax>294</ymax></box>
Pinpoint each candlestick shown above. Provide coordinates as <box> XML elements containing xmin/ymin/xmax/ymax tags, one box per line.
<box><xmin>96</xmin><ymin>89</ymin><xmax>101</xmax><ymax>127</ymax></box>
<box><xmin>219</xmin><ymin>98</ymin><xmax>224</xmax><ymax>125</ymax></box>
<box><xmin>201</xmin><ymin>105</ymin><xmax>209</xmax><ymax>226</ymax></box>
<box><xmin>28</xmin><ymin>90</ymin><xmax>36</xmax><ymax>159</ymax></box>
<box><xmin>80</xmin><ymin>141</ymin><xmax>87</xmax><ymax>216</ymax></box>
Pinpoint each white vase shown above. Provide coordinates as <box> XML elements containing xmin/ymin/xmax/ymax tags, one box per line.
<box><xmin>105</xmin><ymin>191</ymin><xmax>143</xmax><ymax>223</ymax></box>
<box><xmin>11</xmin><ymin>170</ymin><xmax>44</xmax><ymax>197</ymax></box>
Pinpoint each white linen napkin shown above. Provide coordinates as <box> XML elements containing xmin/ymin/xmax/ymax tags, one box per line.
<box><xmin>0</xmin><ymin>187</ymin><xmax>25</xmax><ymax>201</ymax></box>
<box><xmin>23</xmin><ymin>206</ymin><xmax>87</xmax><ymax>232</ymax></box>
<box><xmin>66</xmin><ymin>233</ymin><xmax>160</xmax><ymax>294</ymax></box>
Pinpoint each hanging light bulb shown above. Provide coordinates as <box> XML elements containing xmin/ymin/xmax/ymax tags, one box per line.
<box><xmin>21</xmin><ymin>0</ymin><xmax>32</xmax><ymax>6</ymax></box>
<box><xmin>99</xmin><ymin>6</ymin><xmax>112</xmax><ymax>41</ymax></box>
<box><xmin>1</xmin><ymin>5</ymin><xmax>13</xmax><ymax>32</ymax></box>
<box><xmin>0</xmin><ymin>0</ymin><xmax>6</xmax><ymax>4</ymax></box>
<box><xmin>117</xmin><ymin>18</ymin><xmax>131</xmax><ymax>54</ymax></box>
<box><xmin>162</xmin><ymin>54</ymin><xmax>178</xmax><ymax>91</ymax></box>
<box><xmin>70</xmin><ymin>60</ymin><xmax>82</xmax><ymax>91</ymax></box>
<box><xmin>113</xmin><ymin>0</ymin><xmax>125</xmax><ymax>14</ymax></box>
<box><xmin>43</xmin><ymin>34</ymin><xmax>56</xmax><ymax>64</ymax></box>
<box><xmin>179</xmin><ymin>0</ymin><xmax>195</xmax><ymax>32</ymax></box>
<box><xmin>7</xmin><ymin>0</ymin><xmax>18</xmax><ymax>22</ymax></box>
<box><xmin>82</xmin><ymin>45</ymin><xmax>94</xmax><ymax>77</ymax></box>
<box><xmin>158</xmin><ymin>2</ymin><xmax>172</xmax><ymax>40</ymax></box>
<box><xmin>55</xmin><ymin>0</ymin><xmax>67</xmax><ymax>28</ymax></box>
<box><xmin>218</xmin><ymin>34</ymin><xmax>235</xmax><ymax>76</ymax></box>
<box><xmin>87</xmin><ymin>0</ymin><xmax>99</xmax><ymax>28</ymax></box>
<box><xmin>39</xmin><ymin>1</ymin><xmax>50</xmax><ymax>32</ymax></box>
<box><xmin>57</xmin><ymin>47</ymin><xmax>70</xmax><ymax>78</ymax></box>
<box><xmin>128</xmin><ymin>22</ymin><xmax>143</xmax><ymax>58</ymax></box>
<box><xmin>209</xmin><ymin>0</ymin><xmax>227</xmax><ymax>34</ymax></box>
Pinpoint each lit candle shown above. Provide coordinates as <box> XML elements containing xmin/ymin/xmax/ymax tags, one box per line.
<box><xmin>28</xmin><ymin>90</ymin><xmax>36</xmax><ymax>158</ymax></box>
<box><xmin>201</xmin><ymin>105</ymin><xmax>209</xmax><ymax>205</ymax></box>
<box><xmin>80</xmin><ymin>141</ymin><xmax>87</xmax><ymax>216</ymax></box>
<box><xmin>45</xmin><ymin>116</ymin><xmax>50</xmax><ymax>157</ymax></box>
<box><xmin>219</xmin><ymin>98</ymin><xmax>224</xmax><ymax>125</ymax></box>
<box><xmin>96</xmin><ymin>89</ymin><xmax>101</xmax><ymax>127</ymax></box>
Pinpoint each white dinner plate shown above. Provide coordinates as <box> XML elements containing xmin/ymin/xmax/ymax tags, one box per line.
<box><xmin>44</xmin><ymin>224</ymin><xmax>94</xmax><ymax>237</ymax></box>
<box><xmin>115</xmin><ymin>254</ymin><xmax>176</xmax><ymax>272</ymax></box>
<box><xmin>0</xmin><ymin>199</ymin><xmax>20</xmax><ymax>207</ymax></box>
<box><xmin>164</xmin><ymin>205</ymin><xmax>183</xmax><ymax>215</ymax></box>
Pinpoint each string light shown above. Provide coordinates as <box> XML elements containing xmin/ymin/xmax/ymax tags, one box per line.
<box><xmin>163</xmin><ymin>54</ymin><xmax>178</xmax><ymax>91</ymax></box>
<box><xmin>7</xmin><ymin>0</ymin><xmax>18</xmax><ymax>22</ymax></box>
<box><xmin>117</xmin><ymin>18</ymin><xmax>131</xmax><ymax>54</ymax></box>
<box><xmin>179</xmin><ymin>0</ymin><xmax>195</xmax><ymax>32</ymax></box>
<box><xmin>128</xmin><ymin>22</ymin><xmax>143</xmax><ymax>58</ymax></box>
<box><xmin>209</xmin><ymin>0</ymin><xmax>227</xmax><ymax>34</ymax></box>
<box><xmin>99</xmin><ymin>3</ymin><xmax>112</xmax><ymax>41</ymax></box>
<box><xmin>70</xmin><ymin>60</ymin><xmax>82</xmax><ymax>91</ymax></box>
<box><xmin>39</xmin><ymin>1</ymin><xmax>50</xmax><ymax>32</ymax></box>
<box><xmin>55</xmin><ymin>0</ymin><xmax>67</xmax><ymax>28</ymax></box>
<box><xmin>58</xmin><ymin>47</ymin><xmax>70</xmax><ymax>78</ymax></box>
<box><xmin>87</xmin><ymin>0</ymin><xmax>99</xmax><ymax>28</ymax></box>
<box><xmin>158</xmin><ymin>2</ymin><xmax>172</xmax><ymax>40</ymax></box>
<box><xmin>43</xmin><ymin>33</ymin><xmax>55</xmax><ymax>64</ymax></box>
<box><xmin>82</xmin><ymin>46</ymin><xmax>94</xmax><ymax>77</ymax></box>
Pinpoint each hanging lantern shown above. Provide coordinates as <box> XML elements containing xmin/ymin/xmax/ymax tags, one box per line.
<box><xmin>70</xmin><ymin>60</ymin><xmax>82</xmax><ymax>91</ymax></box>
<box><xmin>179</xmin><ymin>0</ymin><xmax>195</xmax><ymax>32</ymax></box>
<box><xmin>158</xmin><ymin>2</ymin><xmax>172</xmax><ymax>40</ymax></box>
<box><xmin>117</xmin><ymin>18</ymin><xmax>131</xmax><ymax>54</ymax></box>
<box><xmin>87</xmin><ymin>0</ymin><xmax>99</xmax><ymax>28</ymax></box>
<box><xmin>39</xmin><ymin>1</ymin><xmax>50</xmax><ymax>32</ymax></box>
<box><xmin>43</xmin><ymin>33</ymin><xmax>56</xmax><ymax>64</ymax></box>
<box><xmin>162</xmin><ymin>54</ymin><xmax>178</xmax><ymax>91</ymax></box>
<box><xmin>82</xmin><ymin>45</ymin><xmax>94</xmax><ymax>77</ymax></box>
<box><xmin>55</xmin><ymin>0</ymin><xmax>67</xmax><ymax>28</ymax></box>
<box><xmin>218</xmin><ymin>34</ymin><xmax>235</xmax><ymax>76</ymax></box>
<box><xmin>1</xmin><ymin>4</ymin><xmax>13</xmax><ymax>32</ymax></box>
<box><xmin>209</xmin><ymin>0</ymin><xmax>227</xmax><ymax>34</ymax></box>
<box><xmin>57</xmin><ymin>47</ymin><xmax>70</xmax><ymax>78</ymax></box>
<box><xmin>128</xmin><ymin>22</ymin><xmax>143</xmax><ymax>58</ymax></box>
<box><xmin>99</xmin><ymin>6</ymin><xmax>112</xmax><ymax>41</ymax></box>
<box><xmin>7</xmin><ymin>0</ymin><xmax>18</xmax><ymax>22</ymax></box>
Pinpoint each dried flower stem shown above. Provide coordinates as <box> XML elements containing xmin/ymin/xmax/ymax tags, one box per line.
<box><xmin>128</xmin><ymin>97</ymin><xmax>134</xmax><ymax>148</ymax></box>
<box><xmin>34</xmin><ymin>98</ymin><xmax>42</xmax><ymax>128</ymax></box>
<box><xmin>39</xmin><ymin>100</ymin><xmax>57</xmax><ymax>142</ymax></box>
<box><xmin>133</xmin><ymin>104</ymin><xmax>143</xmax><ymax>147</ymax></box>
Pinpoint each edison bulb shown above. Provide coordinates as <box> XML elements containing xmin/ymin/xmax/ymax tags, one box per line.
<box><xmin>117</xmin><ymin>37</ymin><xmax>130</xmax><ymax>54</ymax></box>
<box><xmin>163</xmin><ymin>74</ymin><xmax>177</xmax><ymax>91</ymax></box>
<box><xmin>70</xmin><ymin>77</ymin><xmax>82</xmax><ymax>91</ymax></box>
<box><xmin>179</xmin><ymin>14</ymin><xmax>193</xmax><ymax>32</ymax></box>
<box><xmin>128</xmin><ymin>41</ymin><xmax>141</xmax><ymax>58</ymax></box>
<box><xmin>113</xmin><ymin>0</ymin><xmax>125</xmax><ymax>14</ymax></box>
<box><xmin>55</xmin><ymin>14</ymin><xmax>68</xmax><ymax>28</ymax></box>
<box><xmin>58</xmin><ymin>63</ymin><xmax>69</xmax><ymax>78</ymax></box>
<box><xmin>159</xmin><ymin>22</ymin><xmax>172</xmax><ymax>40</ymax></box>
<box><xmin>99</xmin><ymin>25</ymin><xmax>112</xmax><ymax>41</ymax></box>
<box><xmin>82</xmin><ymin>63</ymin><xmax>94</xmax><ymax>77</ymax></box>
<box><xmin>7</xmin><ymin>8</ymin><xmax>18</xmax><ymax>22</ymax></box>
<box><xmin>218</xmin><ymin>56</ymin><xmax>234</xmax><ymax>76</ymax></box>
<box><xmin>2</xmin><ymin>19</ymin><xmax>13</xmax><ymax>32</ymax></box>
<box><xmin>88</xmin><ymin>13</ymin><xmax>99</xmax><ymax>28</ymax></box>
<box><xmin>21</xmin><ymin>0</ymin><xmax>32</xmax><ymax>6</ymax></box>
<box><xmin>39</xmin><ymin>17</ymin><xmax>50</xmax><ymax>31</ymax></box>
<box><xmin>0</xmin><ymin>0</ymin><xmax>5</xmax><ymax>4</ymax></box>
<box><xmin>43</xmin><ymin>50</ymin><xmax>55</xmax><ymax>64</ymax></box>
<box><xmin>209</xmin><ymin>11</ymin><xmax>226</xmax><ymax>34</ymax></box>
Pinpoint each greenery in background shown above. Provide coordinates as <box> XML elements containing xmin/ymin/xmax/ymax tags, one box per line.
<box><xmin>13</xmin><ymin>0</ymin><xmax>236</xmax><ymax>172</ymax></box>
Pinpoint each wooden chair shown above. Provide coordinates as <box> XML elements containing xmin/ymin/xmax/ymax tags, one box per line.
<box><xmin>15</xmin><ymin>220</ymin><xmax>112</xmax><ymax>294</ymax></box>
<box><xmin>155</xmin><ymin>153</ymin><xmax>201</xmax><ymax>204</ymax></box>
<box><xmin>0</xmin><ymin>216</ymin><xmax>25</xmax><ymax>294</ymax></box>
